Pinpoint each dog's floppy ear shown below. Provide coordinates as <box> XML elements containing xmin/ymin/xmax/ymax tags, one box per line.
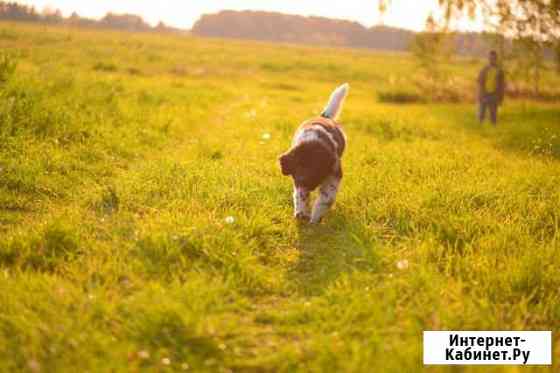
<box><xmin>279</xmin><ymin>152</ymin><xmax>296</xmax><ymax>176</ymax></box>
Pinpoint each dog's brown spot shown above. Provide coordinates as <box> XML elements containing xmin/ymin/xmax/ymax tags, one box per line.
<box><xmin>299</xmin><ymin>117</ymin><xmax>346</xmax><ymax>157</ymax></box>
<box><xmin>289</xmin><ymin>142</ymin><xmax>336</xmax><ymax>190</ymax></box>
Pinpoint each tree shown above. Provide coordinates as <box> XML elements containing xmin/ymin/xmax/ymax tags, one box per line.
<box><xmin>441</xmin><ymin>0</ymin><xmax>558</xmax><ymax>95</ymax></box>
<box><xmin>437</xmin><ymin>0</ymin><xmax>560</xmax><ymax>68</ymax></box>
<box><xmin>100</xmin><ymin>12</ymin><xmax>151</xmax><ymax>32</ymax></box>
<box><xmin>380</xmin><ymin>0</ymin><xmax>560</xmax><ymax>70</ymax></box>
<box><xmin>42</xmin><ymin>6</ymin><xmax>62</xmax><ymax>24</ymax></box>
<box><xmin>0</xmin><ymin>1</ymin><xmax>39</xmax><ymax>21</ymax></box>
<box><xmin>511</xmin><ymin>37</ymin><xmax>547</xmax><ymax>96</ymax></box>
<box><xmin>555</xmin><ymin>42</ymin><xmax>560</xmax><ymax>72</ymax></box>
<box><xmin>412</xmin><ymin>15</ymin><xmax>454</xmax><ymax>83</ymax></box>
<box><xmin>437</xmin><ymin>0</ymin><xmax>559</xmax><ymax>36</ymax></box>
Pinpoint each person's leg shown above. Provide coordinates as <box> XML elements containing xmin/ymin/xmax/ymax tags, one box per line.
<box><xmin>489</xmin><ymin>97</ymin><xmax>498</xmax><ymax>126</ymax></box>
<box><xmin>478</xmin><ymin>97</ymin><xmax>487</xmax><ymax>124</ymax></box>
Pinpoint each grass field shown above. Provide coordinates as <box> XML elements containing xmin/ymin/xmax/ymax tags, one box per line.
<box><xmin>1</xmin><ymin>22</ymin><xmax>560</xmax><ymax>372</ymax></box>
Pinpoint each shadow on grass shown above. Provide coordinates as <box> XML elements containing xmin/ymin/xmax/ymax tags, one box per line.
<box><xmin>287</xmin><ymin>210</ymin><xmax>379</xmax><ymax>296</ymax></box>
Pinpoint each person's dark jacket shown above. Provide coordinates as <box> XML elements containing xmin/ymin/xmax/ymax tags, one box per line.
<box><xmin>478</xmin><ymin>64</ymin><xmax>505</xmax><ymax>104</ymax></box>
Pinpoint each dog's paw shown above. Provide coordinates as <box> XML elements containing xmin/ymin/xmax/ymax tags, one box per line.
<box><xmin>295</xmin><ymin>212</ymin><xmax>310</xmax><ymax>222</ymax></box>
<box><xmin>309</xmin><ymin>213</ymin><xmax>324</xmax><ymax>224</ymax></box>
<box><xmin>309</xmin><ymin>217</ymin><xmax>322</xmax><ymax>224</ymax></box>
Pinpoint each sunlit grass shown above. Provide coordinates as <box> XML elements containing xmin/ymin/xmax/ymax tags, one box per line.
<box><xmin>0</xmin><ymin>22</ymin><xmax>559</xmax><ymax>372</ymax></box>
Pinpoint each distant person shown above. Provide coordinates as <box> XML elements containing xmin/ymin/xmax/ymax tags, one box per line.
<box><xmin>478</xmin><ymin>50</ymin><xmax>505</xmax><ymax>125</ymax></box>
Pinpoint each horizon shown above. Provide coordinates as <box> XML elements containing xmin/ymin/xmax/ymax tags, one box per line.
<box><xmin>16</xmin><ymin>0</ymin><xmax>483</xmax><ymax>32</ymax></box>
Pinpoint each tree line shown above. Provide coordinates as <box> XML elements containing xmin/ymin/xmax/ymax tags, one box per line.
<box><xmin>0</xmin><ymin>1</ymin><xmax>181</xmax><ymax>33</ymax></box>
<box><xmin>192</xmin><ymin>10</ymin><xmax>496</xmax><ymax>56</ymax></box>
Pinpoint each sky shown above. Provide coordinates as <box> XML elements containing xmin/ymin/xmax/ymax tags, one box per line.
<box><xmin>18</xmin><ymin>0</ymin><xmax>482</xmax><ymax>32</ymax></box>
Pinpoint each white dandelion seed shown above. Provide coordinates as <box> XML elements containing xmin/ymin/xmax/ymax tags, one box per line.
<box><xmin>27</xmin><ymin>359</ymin><xmax>40</xmax><ymax>372</ymax></box>
<box><xmin>161</xmin><ymin>357</ymin><xmax>171</xmax><ymax>365</ymax></box>
<box><xmin>138</xmin><ymin>350</ymin><xmax>150</xmax><ymax>359</ymax></box>
<box><xmin>247</xmin><ymin>109</ymin><xmax>257</xmax><ymax>119</ymax></box>
<box><xmin>261</xmin><ymin>132</ymin><xmax>271</xmax><ymax>141</ymax></box>
<box><xmin>225</xmin><ymin>216</ymin><xmax>235</xmax><ymax>224</ymax></box>
<box><xmin>396</xmin><ymin>259</ymin><xmax>409</xmax><ymax>270</ymax></box>
<box><xmin>181</xmin><ymin>363</ymin><xmax>190</xmax><ymax>370</ymax></box>
<box><xmin>204</xmin><ymin>358</ymin><xmax>217</xmax><ymax>366</ymax></box>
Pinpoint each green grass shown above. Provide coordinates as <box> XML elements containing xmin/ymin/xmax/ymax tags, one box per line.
<box><xmin>1</xmin><ymin>22</ymin><xmax>560</xmax><ymax>372</ymax></box>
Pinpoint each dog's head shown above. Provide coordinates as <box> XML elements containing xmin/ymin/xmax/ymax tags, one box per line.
<box><xmin>279</xmin><ymin>142</ymin><xmax>336</xmax><ymax>190</ymax></box>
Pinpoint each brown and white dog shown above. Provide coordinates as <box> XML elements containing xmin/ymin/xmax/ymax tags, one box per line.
<box><xmin>279</xmin><ymin>83</ymin><xmax>349</xmax><ymax>224</ymax></box>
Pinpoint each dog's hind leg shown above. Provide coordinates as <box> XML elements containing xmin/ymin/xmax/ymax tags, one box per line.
<box><xmin>294</xmin><ymin>187</ymin><xmax>311</xmax><ymax>221</ymax></box>
<box><xmin>310</xmin><ymin>175</ymin><xmax>341</xmax><ymax>224</ymax></box>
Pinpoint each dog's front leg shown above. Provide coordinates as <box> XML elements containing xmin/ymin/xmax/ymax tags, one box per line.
<box><xmin>293</xmin><ymin>186</ymin><xmax>311</xmax><ymax>221</ymax></box>
<box><xmin>310</xmin><ymin>175</ymin><xmax>341</xmax><ymax>224</ymax></box>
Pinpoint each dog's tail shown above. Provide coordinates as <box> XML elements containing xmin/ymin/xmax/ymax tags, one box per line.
<box><xmin>321</xmin><ymin>83</ymin><xmax>349</xmax><ymax>121</ymax></box>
